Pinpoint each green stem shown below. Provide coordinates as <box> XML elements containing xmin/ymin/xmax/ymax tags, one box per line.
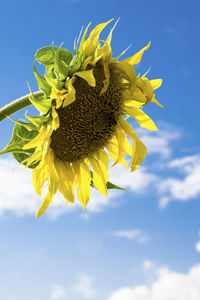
<box><xmin>0</xmin><ymin>91</ymin><xmax>43</xmax><ymax>122</ymax></box>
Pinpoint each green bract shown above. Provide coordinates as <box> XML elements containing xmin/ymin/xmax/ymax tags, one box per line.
<box><xmin>0</xmin><ymin>122</ymin><xmax>39</xmax><ymax>168</ymax></box>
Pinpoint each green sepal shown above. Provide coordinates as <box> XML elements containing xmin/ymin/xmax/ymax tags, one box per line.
<box><xmin>33</xmin><ymin>60</ymin><xmax>52</xmax><ymax>96</ymax></box>
<box><xmin>90</xmin><ymin>171</ymin><xmax>125</xmax><ymax>191</ymax></box>
<box><xmin>25</xmin><ymin>111</ymin><xmax>50</xmax><ymax>128</ymax></box>
<box><xmin>68</xmin><ymin>54</ymin><xmax>82</xmax><ymax>76</ymax></box>
<box><xmin>53</xmin><ymin>48</ymin><xmax>71</xmax><ymax>80</ymax></box>
<box><xmin>6</xmin><ymin>116</ymin><xmax>38</xmax><ymax>131</ymax></box>
<box><xmin>28</xmin><ymin>83</ymin><xmax>52</xmax><ymax>114</ymax></box>
<box><xmin>45</xmin><ymin>73</ymin><xmax>64</xmax><ymax>90</ymax></box>
<box><xmin>35</xmin><ymin>46</ymin><xmax>73</xmax><ymax>66</ymax></box>
<box><xmin>0</xmin><ymin>123</ymin><xmax>40</xmax><ymax>169</ymax></box>
<box><xmin>106</xmin><ymin>181</ymin><xmax>126</xmax><ymax>190</ymax></box>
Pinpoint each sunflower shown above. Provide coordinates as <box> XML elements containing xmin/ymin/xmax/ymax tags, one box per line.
<box><xmin>20</xmin><ymin>19</ymin><xmax>162</xmax><ymax>217</ymax></box>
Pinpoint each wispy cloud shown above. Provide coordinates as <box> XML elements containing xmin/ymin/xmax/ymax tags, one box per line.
<box><xmin>72</xmin><ymin>273</ymin><xmax>96</xmax><ymax>299</ymax></box>
<box><xmin>142</xmin><ymin>260</ymin><xmax>155</xmax><ymax>271</ymax></box>
<box><xmin>50</xmin><ymin>285</ymin><xmax>66</xmax><ymax>300</ymax></box>
<box><xmin>111</xmin><ymin>229</ymin><xmax>148</xmax><ymax>244</ymax></box>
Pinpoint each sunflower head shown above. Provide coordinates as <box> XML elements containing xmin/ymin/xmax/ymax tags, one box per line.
<box><xmin>0</xmin><ymin>19</ymin><xmax>163</xmax><ymax>217</ymax></box>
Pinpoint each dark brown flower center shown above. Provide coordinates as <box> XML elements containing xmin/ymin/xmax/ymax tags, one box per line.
<box><xmin>50</xmin><ymin>64</ymin><xmax>123</xmax><ymax>162</ymax></box>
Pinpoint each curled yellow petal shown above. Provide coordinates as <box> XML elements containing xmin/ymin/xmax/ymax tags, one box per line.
<box><xmin>149</xmin><ymin>79</ymin><xmax>162</xmax><ymax>90</ymax></box>
<box><xmin>124</xmin><ymin>105</ymin><xmax>157</xmax><ymax>131</ymax></box>
<box><xmin>23</xmin><ymin>122</ymin><xmax>53</xmax><ymax>150</ymax></box>
<box><xmin>106</xmin><ymin>141</ymin><xmax>128</xmax><ymax>169</ymax></box>
<box><xmin>81</xmin><ymin>55</ymin><xmax>92</xmax><ymax>70</ymax></box>
<box><xmin>111</xmin><ymin>61</ymin><xmax>136</xmax><ymax>93</ymax></box>
<box><xmin>136</xmin><ymin>77</ymin><xmax>154</xmax><ymax>104</ymax></box>
<box><xmin>112</xmin><ymin>128</ymin><xmax>125</xmax><ymax>167</ymax></box>
<box><xmin>75</xmin><ymin>69</ymin><xmax>96</xmax><ymax>87</ymax></box>
<box><xmin>51</xmin><ymin>106</ymin><xmax>60</xmax><ymax>130</ymax></box>
<box><xmin>119</xmin><ymin>117</ymin><xmax>147</xmax><ymax>172</ymax></box>
<box><xmin>122</xmin><ymin>42</ymin><xmax>151</xmax><ymax>65</ymax></box>
<box><xmin>63</xmin><ymin>78</ymin><xmax>76</xmax><ymax>107</ymax></box>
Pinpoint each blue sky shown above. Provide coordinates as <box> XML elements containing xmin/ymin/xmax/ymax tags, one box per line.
<box><xmin>0</xmin><ymin>0</ymin><xmax>200</xmax><ymax>299</ymax></box>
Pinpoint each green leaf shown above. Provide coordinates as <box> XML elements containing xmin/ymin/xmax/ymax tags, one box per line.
<box><xmin>89</xmin><ymin>171</ymin><xmax>126</xmax><ymax>191</ymax></box>
<box><xmin>33</xmin><ymin>60</ymin><xmax>52</xmax><ymax>96</ymax></box>
<box><xmin>0</xmin><ymin>123</ymin><xmax>40</xmax><ymax>169</ymax></box>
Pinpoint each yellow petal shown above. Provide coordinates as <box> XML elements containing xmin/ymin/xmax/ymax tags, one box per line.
<box><xmin>119</xmin><ymin>117</ymin><xmax>147</xmax><ymax>172</ymax></box>
<box><xmin>124</xmin><ymin>136</ymin><xmax>132</xmax><ymax>156</ymax></box>
<box><xmin>124</xmin><ymin>98</ymin><xmax>144</xmax><ymax>109</ymax></box>
<box><xmin>90</xmin><ymin>54</ymin><xmax>104</xmax><ymax>66</ymax></box>
<box><xmin>111</xmin><ymin>61</ymin><xmax>136</xmax><ymax>93</ymax></box>
<box><xmin>23</xmin><ymin>122</ymin><xmax>53</xmax><ymax>150</ymax></box>
<box><xmin>124</xmin><ymin>105</ymin><xmax>157</xmax><ymax>131</ymax></box>
<box><xmin>106</xmin><ymin>18</ymin><xmax>119</xmax><ymax>46</ymax></box>
<box><xmin>106</xmin><ymin>141</ymin><xmax>128</xmax><ymax>169</ymax></box>
<box><xmin>81</xmin><ymin>55</ymin><xmax>92</xmax><ymax>70</ymax></box>
<box><xmin>83</xmin><ymin>19</ymin><xmax>113</xmax><ymax>57</ymax></box>
<box><xmin>95</xmin><ymin>150</ymin><xmax>109</xmax><ymax>183</ymax></box>
<box><xmin>100</xmin><ymin>61</ymin><xmax>110</xmax><ymax>94</ymax></box>
<box><xmin>32</xmin><ymin>161</ymin><xmax>47</xmax><ymax>196</ymax></box>
<box><xmin>51</xmin><ymin>106</ymin><xmax>60</xmax><ymax>130</ymax></box>
<box><xmin>122</xmin><ymin>42</ymin><xmax>151</xmax><ymax>65</ymax></box>
<box><xmin>55</xmin><ymin>159</ymin><xmax>75</xmax><ymax>203</ymax></box>
<box><xmin>63</xmin><ymin>78</ymin><xmax>76</xmax><ymax>107</ymax></box>
<box><xmin>51</xmin><ymin>88</ymin><xmax>66</xmax><ymax>109</ymax></box>
<box><xmin>112</xmin><ymin>128</ymin><xmax>125</xmax><ymax>167</ymax></box>
<box><xmin>136</xmin><ymin>77</ymin><xmax>154</xmax><ymax>104</ymax></box>
<box><xmin>95</xmin><ymin>41</ymin><xmax>111</xmax><ymax>62</ymax></box>
<box><xmin>36</xmin><ymin>192</ymin><xmax>52</xmax><ymax>218</ymax></box>
<box><xmin>75</xmin><ymin>69</ymin><xmax>96</xmax><ymax>87</ymax></box>
<box><xmin>89</xmin><ymin>156</ymin><xmax>107</xmax><ymax>196</ymax></box>
<box><xmin>77</xmin><ymin>161</ymin><xmax>91</xmax><ymax>209</ymax></box>
<box><xmin>151</xmin><ymin>96</ymin><xmax>163</xmax><ymax>107</ymax></box>
<box><xmin>149</xmin><ymin>79</ymin><xmax>162</xmax><ymax>90</ymax></box>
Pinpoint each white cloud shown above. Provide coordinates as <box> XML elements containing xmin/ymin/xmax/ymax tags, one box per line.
<box><xmin>112</xmin><ymin>229</ymin><xmax>148</xmax><ymax>244</ymax></box>
<box><xmin>0</xmin><ymin>156</ymin><xmax>157</xmax><ymax>219</ymax></box>
<box><xmin>0</xmin><ymin>125</ymin><xmax>198</xmax><ymax>218</ymax></box>
<box><xmin>138</xmin><ymin>125</ymin><xmax>181</xmax><ymax>158</ymax></box>
<box><xmin>72</xmin><ymin>274</ymin><xmax>96</xmax><ymax>299</ymax></box>
<box><xmin>50</xmin><ymin>285</ymin><xmax>66</xmax><ymax>299</ymax></box>
<box><xmin>0</xmin><ymin>158</ymin><xmax>40</xmax><ymax>217</ymax></box>
<box><xmin>195</xmin><ymin>241</ymin><xmax>200</xmax><ymax>253</ymax></box>
<box><xmin>108</xmin><ymin>263</ymin><xmax>200</xmax><ymax>300</ymax></box>
<box><xmin>158</xmin><ymin>155</ymin><xmax>200</xmax><ymax>208</ymax></box>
